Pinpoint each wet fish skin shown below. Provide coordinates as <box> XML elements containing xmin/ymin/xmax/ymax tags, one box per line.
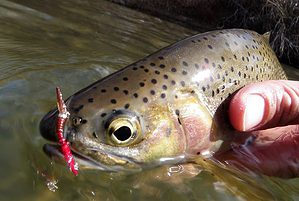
<box><xmin>40</xmin><ymin>29</ymin><xmax>287</xmax><ymax>171</ymax></box>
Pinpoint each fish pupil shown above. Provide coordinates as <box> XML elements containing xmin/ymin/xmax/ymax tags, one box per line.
<box><xmin>113</xmin><ymin>126</ymin><xmax>132</xmax><ymax>141</ymax></box>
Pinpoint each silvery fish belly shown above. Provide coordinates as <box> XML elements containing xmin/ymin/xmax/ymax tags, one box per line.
<box><xmin>40</xmin><ymin>29</ymin><xmax>287</xmax><ymax>171</ymax></box>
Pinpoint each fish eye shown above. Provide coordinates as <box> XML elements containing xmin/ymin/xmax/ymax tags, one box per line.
<box><xmin>105</xmin><ymin>113</ymin><xmax>141</xmax><ymax>146</ymax></box>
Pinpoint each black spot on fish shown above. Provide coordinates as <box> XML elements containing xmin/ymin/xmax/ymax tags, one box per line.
<box><xmin>150</xmin><ymin>63</ymin><xmax>156</xmax><ymax>67</ymax></box>
<box><xmin>159</xmin><ymin>64</ymin><xmax>165</xmax><ymax>69</ymax></box>
<box><xmin>101</xmin><ymin>89</ymin><xmax>106</xmax><ymax>93</ymax></box>
<box><xmin>93</xmin><ymin>132</ymin><xmax>98</xmax><ymax>138</ymax></box>
<box><xmin>133</xmin><ymin>93</ymin><xmax>138</xmax><ymax>98</ymax></box>
<box><xmin>151</xmin><ymin>79</ymin><xmax>157</xmax><ymax>84</ymax></box>
<box><xmin>123</xmin><ymin>90</ymin><xmax>129</xmax><ymax>95</ymax></box>
<box><xmin>197</xmin><ymin>39</ymin><xmax>201</xmax><ymax>42</ymax></box>
<box><xmin>161</xmin><ymin>93</ymin><xmax>166</xmax><ymax>99</ymax></box>
<box><xmin>123</xmin><ymin>77</ymin><xmax>128</xmax><ymax>81</ymax></box>
<box><xmin>139</xmin><ymin>82</ymin><xmax>145</xmax><ymax>87</ymax></box>
<box><xmin>144</xmin><ymin>69</ymin><xmax>149</xmax><ymax>73</ymax></box>
<box><xmin>158</xmin><ymin>56</ymin><xmax>164</xmax><ymax>60</ymax></box>
<box><xmin>191</xmin><ymin>40</ymin><xmax>196</xmax><ymax>43</ymax></box>
<box><xmin>204</xmin><ymin>58</ymin><xmax>209</xmax><ymax>64</ymax></box>
<box><xmin>162</xmin><ymin>85</ymin><xmax>167</xmax><ymax>90</ymax></box>
<box><xmin>218</xmin><ymin>64</ymin><xmax>222</xmax><ymax>69</ymax></box>
<box><xmin>101</xmin><ymin>113</ymin><xmax>107</xmax><ymax>117</ymax></box>
<box><xmin>182</xmin><ymin>61</ymin><xmax>188</xmax><ymax>66</ymax></box>
<box><xmin>221</xmin><ymin>56</ymin><xmax>225</xmax><ymax>62</ymax></box>
<box><xmin>234</xmin><ymin>54</ymin><xmax>237</xmax><ymax>60</ymax></box>
<box><xmin>225</xmin><ymin>42</ymin><xmax>230</xmax><ymax>47</ymax></box>
<box><xmin>175</xmin><ymin>109</ymin><xmax>180</xmax><ymax>116</ymax></box>
<box><xmin>74</xmin><ymin>105</ymin><xmax>84</xmax><ymax>113</ymax></box>
<box><xmin>238</xmin><ymin>71</ymin><xmax>241</xmax><ymax>77</ymax></box>
<box><xmin>143</xmin><ymin>97</ymin><xmax>148</xmax><ymax>103</ymax></box>
<box><xmin>114</xmin><ymin>87</ymin><xmax>119</xmax><ymax>91</ymax></box>
<box><xmin>124</xmin><ymin>103</ymin><xmax>130</xmax><ymax>109</ymax></box>
<box><xmin>171</xmin><ymin>80</ymin><xmax>176</xmax><ymax>85</ymax></box>
<box><xmin>203</xmin><ymin>37</ymin><xmax>208</xmax><ymax>40</ymax></box>
<box><xmin>140</xmin><ymin>65</ymin><xmax>145</xmax><ymax>69</ymax></box>
<box><xmin>133</xmin><ymin>67</ymin><xmax>138</xmax><ymax>71</ymax></box>
<box><xmin>202</xmin><ymin>86</ymin><xmax>206</xmax><ymax>92</ymax></box>
<box><xmin>171</xmin><ymin>67</ymin><xmax>177</xmax><ymax>72</ymax></box>
<box><xmin>92</xmin><ymin>86</ymin><xmax>97</xmax><ymax>90</ymax></box>
<box><xmin>180</xmin><ymin>81</ymin><xmax>185</xmax><ymax>87</ymax></box>
<box><xmin>150</xmin><ymin>90</ymin><xmax>155</xmax><ymax>95</ymax></box>
<box><xmin>208</xmin><ymin>45</ymin><xmax>213</xmax><ymax>49</ymax></box>
<box><xmin>182</xmin><ymin>70</ymin><xmax>187</xmax><ymax>75</ymax></box>
<box><xmin>88</xmin><ymin>98</ymin><xmax>94</xmax><ymax>103</ymax></box>
<box><xmin>212</xmin><ymin>90</ymin><xmax>215</xmax><ymax>97</ymax></box>
<box><xmin>212</xmin><ymin>63</ymin><xmax>216</xmax><ymax>68</ymax></box>
<box><xmin>111</xmin><ymin>99</ymin><xmax>117</xmax><ymax>104</ymax></box>
<box><xmin>231</xmin><ymin>66</ymin><xmax>234</xmax><ymax>72</ymax></box>
<box><xmin>163</xmin><ymin>74</ymin><xmax>168</xmax><ymax>79</ymax></box>
<box><xmin>155</xmin><ymin>70</ymin><xmax>160</xmax><ymax>75</ymax></box>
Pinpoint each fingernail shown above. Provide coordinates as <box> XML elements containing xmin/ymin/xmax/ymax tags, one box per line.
<box><xmin>243</xmin><ymin>94</ymin><xmax>265</xmax><ymax>131</ymax></box>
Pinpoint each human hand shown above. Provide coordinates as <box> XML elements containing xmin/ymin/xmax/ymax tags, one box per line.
<box><xmin>217</xmin><ymin>80</ymin><xmax>299</xmax><ymax>178</ymax></box>
<box><xmin>229</xmin><ymin>80</ymin><xmax>299</xmax><ymax>132</ymax></box>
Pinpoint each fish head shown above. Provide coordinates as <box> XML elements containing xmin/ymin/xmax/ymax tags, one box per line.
<box><xmin>39</xmin><ymin>64</ymin><xmax>209</xmax><ymax>172</ymax></box>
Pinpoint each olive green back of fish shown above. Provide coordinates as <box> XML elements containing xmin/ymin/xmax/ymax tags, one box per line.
<box><xmin>70</xmin><ymin>29</ymin><xmax>286</xmax><ymax>120</ymax></box>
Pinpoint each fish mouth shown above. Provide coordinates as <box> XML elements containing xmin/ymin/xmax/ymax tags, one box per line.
<box><xmin>43</xmin><ymin>143</ymin><xmax>142</xmax><ymax>172</ymax></box>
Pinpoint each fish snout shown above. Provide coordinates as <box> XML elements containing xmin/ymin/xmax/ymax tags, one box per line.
<box><xmin>39</xmin><ymin>109</ymin><xmax>59</xmax><ymax>142</ymax></box>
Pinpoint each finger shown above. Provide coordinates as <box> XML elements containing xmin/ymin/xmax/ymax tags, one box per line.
<box><xmin>215</xmin><ymin>125</ymin><xmax>299</xmax><ymax>178</ymax></box>
<box><xmin>229</xmin><ymin>80</ymin><xmax>299</xmax><ymax>131</ymax></box>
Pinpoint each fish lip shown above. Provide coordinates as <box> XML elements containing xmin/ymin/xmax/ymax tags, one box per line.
<box><xmin>43</xmin><ymin>143</ymin><xmax>141</xmax><ymax>172</ymax></box>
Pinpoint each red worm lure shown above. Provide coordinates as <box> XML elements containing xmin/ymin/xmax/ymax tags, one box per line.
<box><xmin>56</xmin><ymin>87</ymin><xmax>79</xmax><ymax>176</ymax></box>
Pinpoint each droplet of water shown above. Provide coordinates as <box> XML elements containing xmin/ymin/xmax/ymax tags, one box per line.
<box><xmin>46</xmin><ymin>179</ymin><xmax>58</xmax><ymax>192</ymax></box>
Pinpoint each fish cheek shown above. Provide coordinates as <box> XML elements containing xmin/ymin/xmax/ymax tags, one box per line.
<box><xmin>136</xmin><ymin>105</ymin><xmax>186</xmax><ymax>163</ymax></box>
<box><xmin>173</xmin><ymin>91</ymin><xmax>223</xmax><ymax>156</ymax></box>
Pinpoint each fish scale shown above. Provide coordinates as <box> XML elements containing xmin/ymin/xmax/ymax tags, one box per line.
<box><xmin>40</xmin><ymin>29</ymin><xmax>287</xmax><ymax>171</ymax></box>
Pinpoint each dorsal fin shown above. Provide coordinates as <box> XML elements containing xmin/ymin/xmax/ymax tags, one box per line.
<box><xmin>262</xmin><ymin>31</ymin><xmax>270</xmax><ymax>43</ymax></box>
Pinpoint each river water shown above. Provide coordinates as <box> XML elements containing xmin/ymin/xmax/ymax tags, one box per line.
<box><xmin>0</xmin><ymin>0</ymin><xmax>299</xmax><ymax>200</ymax></box>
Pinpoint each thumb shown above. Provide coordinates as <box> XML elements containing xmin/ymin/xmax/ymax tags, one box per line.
<box><xmin>229</xmin><ymin>80</ymin><xmax>299</xmax><ymax>131</ymax></box>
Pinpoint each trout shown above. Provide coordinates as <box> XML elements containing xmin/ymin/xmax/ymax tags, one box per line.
<box><xmin>40</xmin><ymin>29</ymin><xmax>287</xmax><ymax>172</ymax></box>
